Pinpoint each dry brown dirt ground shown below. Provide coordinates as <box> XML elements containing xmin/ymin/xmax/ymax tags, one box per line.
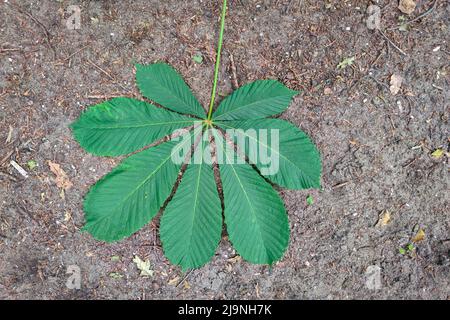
<box><xmin>0</xmin><ymin>0</ymin><xmax>449</xmax><ymax>299</ymax></box>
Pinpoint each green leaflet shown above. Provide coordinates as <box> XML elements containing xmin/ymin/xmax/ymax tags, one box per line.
<box><xmin>212</xmin><ymin>80</ymin><xmax>298</xmax><ymax>120</ymax></box>
<box><xmin>212</xmin><ymin>129</ymin><xmax>289</xmax><ymax>264</ymax></box>
<box><xmin>215</xmin><ymin>119</ymin><xmax>321</xmax><ymax>189</ymax></box>
<box><xmin>136</xmin><ymin>63</ymin><xmax>206</xmax><ymax>118</ymax></box>
<box><xmin>83</xmin><ymin>132</ymin><xmax>193</xmax><ymax>242</ymax></box>
<box><xmin>71</xmin><ymin>97</ymin><xmax>196</xmax><ymax>156</ymax></box>
<box><xmin>160</xmin><ymin>136</ymin><xmax>222</xmax><ymax>270</ymax></box>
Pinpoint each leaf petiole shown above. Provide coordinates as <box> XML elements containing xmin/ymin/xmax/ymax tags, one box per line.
<box><xmin>206</xmin><ymin>0</ymin><xmax>227</xmax><ymax>121</ymax></box>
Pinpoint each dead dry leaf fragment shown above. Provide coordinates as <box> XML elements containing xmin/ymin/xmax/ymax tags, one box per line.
<box><xmin>168</xmin><ymin>276</ymin><xmax>180</xmax><ymax>286</ymax></box>
<box><xmin>227</xmin><ymin>255</ymin><xmax>242</xmax><ymax>264</ymax></box>
<box><xmin>64</xmin><ymin>211</ymin><xmax>72</xmax><ymax>222</ymax></box>
<box><xmin>390</xmin><ymin>74</ymin><xmax>403</xmax><ymax>95</ymax></box>
<box><xmin>337</xmin><ymin>56</ymin><xmax>355</xmax><ymax>69</ymax></box>
<box><xmin>399</xmin><ymin>0</ymin><xmax>416</xmax><ymax>15</ymax></box>
<box><xmin>376</xmin><ymin>210</ymin><xmax>391</xmax><ymax>227</ymax></box>
<box><xmin>109</xmin><ymin>272</ymin><xmax>123</xmax><ymax>279</ymax></box>
<box><xmin>412</xmin><ymin>229</ymin><xmax>425</xmax><ymax>243</ymax></box>
<box><xmin>133</xmin><ymin>255</ymin><xmax>154</xmax><ymax>277</ymax></box>
<box><xmin>431</xmin><ymin>149</ymin><xmax>444</xmax><ymax>159</ymax></box>
<box><xmin>183</xmin><ymin>281</ymin><xmax>191</xmax><ymax>290</ymax></box>
<box><xmin>111</xmin><ymin>255</ymin><xmax>121</xmax><ymax>262</ymax></box>
<box><xmin>48</xmin><ymin>160</ymin><xmax>73</xmax><ymax>190</ymax></box>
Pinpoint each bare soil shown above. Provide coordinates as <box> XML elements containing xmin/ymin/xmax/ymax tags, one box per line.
<box><xmin>0</xmin><ymin>0</ymin><xmax>449</xmax><ymax>299</ymax></box>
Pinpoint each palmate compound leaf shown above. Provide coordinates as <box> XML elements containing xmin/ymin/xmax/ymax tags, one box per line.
<box><xmin>212</xmin><ymin>129</ymin><xmax>290</xmax><ymax>264</ymax></box>
<box><xmin>71</xmin><ymin>62</ymin><xmax>321</xmax><ymax>269</ymax></box>
<box><xmin>212</xmin><ymin>80</ymin><xmax>298</xmax><ymax>120</ymax></box>
<box><xmin>136</xmin><ymin>63</ymin><xmax>206</xmax><ymax>118</ymax></box>
<box><xmin>215</xmin><ymin>119</ymin><xmax>321</xmax><ymax>189</ymax></box>
<box><xmin>70</xmin><ymin>97</ymin><xmax>196</xmax><ymax>156</ymax></box>
<box><xmin>160</xmin><ymin>134</ymin><xmax>222</xmax><ymax>270</ymax></box>
<box><xmin>82</xmin><ymin>131</ymin><xmax>194</xmax><ymax>242</ymax></box>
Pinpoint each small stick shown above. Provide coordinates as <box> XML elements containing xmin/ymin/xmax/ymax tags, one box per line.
<box><xmin>368</xmin><ymin>75</ymin><xmax>390</xmax><ymax>91</ymax></box>
<box><xmin>63</xmin><ymin>44</ymin><xmax>91</xmax><ymax>62</ymax></box>
<box><xmin>87</xmin><ymin>59</ymin><xmax>130</xmax><ymax>93</ymax></box>
<box><xmin>403</xmin><ymin>157</ymin><xmax>418</xmax><ymax>168</ymax></box>
<box><xmin>407</xmin><ymin>0</ymin><xmax>438</xmax><ymax>24</ymax></box>
<box><xmin>86</xmin><ymin>94</ymin><xmax>123</xmax><ymax>99</ymax></box>
<box><xmin>0</xmin><ymin>150</ymin><xmax>14</xmax><ymax>166</ymax></box>
<box><xmin>387</xmin><ymin>114</ymin><xmax>396</xmax><ymax>131</ymax></box>
<box><xmin>5</xmin><ymin>126</ymin><xmax>13</xmax><ymax>144</ymax></box>
<box><xmin>387</xmin><ymin>0</ymin><xmax>438</xmax><ymax>30</ymax></box>
<box><xmin>378</xmin><ymin>30</ymin><xmax>407</xmax><ymax>56</ymax></box>
<box><xmin>176</xmin><ymin>269</ymin><xmax>194</xmax><ymax>288</ymax></box>
<box><xmin>370</xmin><ymin>46</ymin><xmax>385</xmax><ymax>68</ymax></box>
<box><xmin>7</xmin><ymin>3</ymin><xmax>56</xmax><ymax>59</ymax></box>
<box><xmin>332</xmin><ymin>181</ymin><xmax>349</xmax><ymax>189</ymax></box>
<box><xmin>10</xmin><ymin>160</ymin><xmax>29</xmax><ymax>178</ymax></box>
<box><xmin>0</xmin><ymin>171</ymin><xmax>17</xmax><ymax>182</ymax></box>
<box><xmin>229</xmin><ymin>53</ymin><xmax>239</xmax><ymax>89</ymax></box>
<box><xmin>0</xmin><ymin>48</ymin><xmax>21</xmax><ymax>53</ymax></box>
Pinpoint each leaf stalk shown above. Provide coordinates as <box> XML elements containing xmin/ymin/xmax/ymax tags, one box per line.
<box><xmin>206</xmin><ymin>0</ymin><xmax>227</xmax><ymax>121</ymax></box>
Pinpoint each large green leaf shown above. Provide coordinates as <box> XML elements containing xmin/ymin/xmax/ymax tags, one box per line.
<box><xmin>215</xmin><ymin>119</ymin><xmax>321</xmax><ymax>189</ymax></box>
<box><xmin>136</xmin><ymin>63</ymin><xmax>206</xmax><ymax>118</ymax></box>
<box><xmin>160</xmin><ymin>138</ymin><xmax>222</xmax><ymax>270</ymax></box>
<box><xmin>212</xmin><ymin>129</ymin><xmax>289</xmax><ymax>264</ymax></box>
<box><xmin>71</xmin><ymin>97</ymin><xmax>196</xmax><ymax>156</ymax></box>
<box><xmin>71</xmin><ymin>61</ymin><xmax>323</xmax><ymax>270</ymax></box>
<box><xmin>212</xmin><ymin>80</ymin><xmax>298</xmax><ymax>120</ymax></box>
<box><xmin>83</xmin><ymin>133</ymin><xmax>193</xmax><ymax>242</ymax></box>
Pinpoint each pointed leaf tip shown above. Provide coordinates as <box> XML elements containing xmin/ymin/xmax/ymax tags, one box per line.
<box><xmin>212</xmin><ymin>129</ymin><xmax>289</xmax><ymax>265</ymax></box>
<box><xmin>215</xmin><ymin>119</ymin><xmax>321</xmax><ymax>190</ymax></box>
<box><xmin>160</xmin><ymin>136</ymin><xmax>222</xmax><ymax>269</ymax></box>
<box><xmin>82</xmin><ymin>133</ymin><xmax>194</xmax><ymax>242</ymax></box>
<box><xmin>71</xmin><ymin>97</ymin><xmax>195</xmax><ymax>156</ymax></box>
<box><xmin>135</xmin><ymin>63</ymin><xmax>206</xmax><ymax>118</ymax></box>
<box><xmin>212</xmin><ymin>80</ymin><xmax>298</xmax><ymax>120</ymax></box>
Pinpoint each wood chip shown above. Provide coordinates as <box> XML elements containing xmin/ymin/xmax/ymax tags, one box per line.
<box><xmin>10</xmin><ymin>160</ymin><xmax>28</xmax><ymax>178</ymax></box>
